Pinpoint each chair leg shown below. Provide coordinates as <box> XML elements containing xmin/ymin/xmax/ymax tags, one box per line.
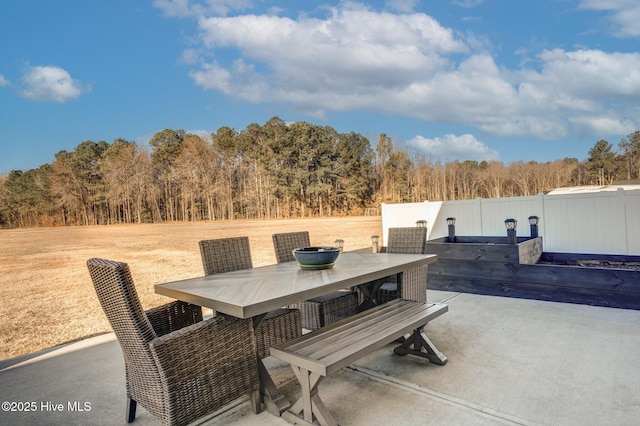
<box><xmin>249</xmin><ymin>389</ymin><xmax>262</xmax><ymax>414</ymax></box>
<box><xmin>126</xmin><ymin>397</ymin><xmax>137</xmax><ymax>423</ymax></box>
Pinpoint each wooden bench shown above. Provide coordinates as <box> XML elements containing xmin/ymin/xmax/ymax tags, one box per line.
<box><xmin>269</xmin><ymin>298</ymin><xmax>448</xmax><ymax>425</ymax></box>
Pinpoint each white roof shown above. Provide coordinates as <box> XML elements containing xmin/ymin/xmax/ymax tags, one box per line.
<box><xmin>547</xmin><ymin>184</ymin><xmax>640</xmax><ymax>195</ymax></box>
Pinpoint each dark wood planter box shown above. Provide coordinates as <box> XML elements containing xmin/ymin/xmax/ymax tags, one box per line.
<box><xmin>426</xmin><ymin>237</ymin><xmax>640</xmax><ymax>310</ymax></box>
<box><xmin>425</xmin><ymin>236</ymin><xmax>543</xmax><ymax>264</ymax></box>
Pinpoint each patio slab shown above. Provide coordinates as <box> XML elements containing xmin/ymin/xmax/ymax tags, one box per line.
<box><xmin>1</xmin><ymin>290</ymin><xmax>639</xmax><ymax>425</ymax></box>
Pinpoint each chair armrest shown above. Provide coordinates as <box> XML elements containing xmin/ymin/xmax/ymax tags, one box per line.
<box><xmin>146</xmin><ymin>300</ymin><xmax>203</xmax><ymax>336</ymax></box>
<box><xmin>149</xmin><ymin>315</ymin><xmax>259</xmax><ymax>391</ymax></box>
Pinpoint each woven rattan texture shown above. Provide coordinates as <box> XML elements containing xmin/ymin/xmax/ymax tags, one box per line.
<box><xmin>199</xmin><ymin>237</ymin><xmax>302</xmax><ymax>358</ymax></box>
<box><xmin>87</xmin><ymin>258</ymin><xmax>259</xmax><ymax>426</ymax></box>
<box><xmin>376</xmin><ymin>227</ymin><xmax>428</xmax><ymax>303</ymax></box>
<box><xmin>272</xmin><ymin>231</ymin><xmax>310</xmax><ymax>263</ymax></box>
<box><xmin>291</xmin><ymin>291</ymin><xmax>359</xmax><ymax>330</ymax></box>
<box><xmin>272</xmin><ymin>231</ymin><xmax>359</xmax><ymax>330</ymax></box>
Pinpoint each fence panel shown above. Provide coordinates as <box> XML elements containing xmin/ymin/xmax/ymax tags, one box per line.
<box><xmin>381</xmin><ymin>202</ymin><xmax>429</xmax><ymax>244</ymax></box>
<box><xmin>543</xmin><ymin>190</ymin><xmax>627</xmax><ymax>254</ymax></box>
<box><xmin>625</xmin><ymin>190</ymin><xmax>640</xmax><ymax>254</ymax></box>
<box><xmin>428</xmin><ymin>199</ymin><xmax>481</xmax><ymax>239</ymax></box>
<box><xmin>381</xmin><ymin>189</ymin><xmax>640</xmax><ymax>255</ymax></box>
<box><xmin>479</xmin><ymin>195</ymin><xmax>544</xmax><ymax>237</ymax></box>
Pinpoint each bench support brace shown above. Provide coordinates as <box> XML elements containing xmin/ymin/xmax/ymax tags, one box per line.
<box><xmin>270</xmin><ymin>300</ymin><xmax>448</xmax><ymax>425</ymax></box>
<box><xmin>283</xmin><ymin>365</ymin><xmax>338</xmax><ymax>426</ymax></box>
<box><xmin>393</xmin><ymin>326</ymin><xmax>448</xmax><ymax>365</ymax></box>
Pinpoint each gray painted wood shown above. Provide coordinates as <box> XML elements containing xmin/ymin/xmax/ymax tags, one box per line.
<box><xmin>424</xmin><ymin>237</ymin><xmax>542</xmax><ymax>264</ymax></box>
<box><xmin>270</xmin><ymin>298</ymin><xmax>448</xmax><ymax>425</ymax></box>
<box><xmin>155</xmin><ymin>253</ymin><xmax>437</xmax><ymax>318</ymax></box>
<box><xmin>270</xmin><ymin>299</ymin><xmax>448</xmax><ymax>376</ymax></box>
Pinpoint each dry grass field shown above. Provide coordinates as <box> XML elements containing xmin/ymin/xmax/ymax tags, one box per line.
<box><xmin>0</xmin><ymin>217</ymin><xmax>381</xmax><ymax>360</ymax></box>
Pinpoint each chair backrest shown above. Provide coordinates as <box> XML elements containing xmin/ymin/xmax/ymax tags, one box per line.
<box><xmin>199</xmin><ymin>237</ymin><xmax>253</xmax><ymax>275</ymax></box>
<box><xmin>87</xmin><ymin>258</ymin><xmax>160</xmax><ymax>387</ymax></box>
<box><xmin>272</xmin><ymin>231</ymin><xmax>311</xmax><ymax>263</ymax></box>
<box><xmin>386</xmin><ymin>227</ymin><xmax>427</xmax><ymax>254</ymax></box>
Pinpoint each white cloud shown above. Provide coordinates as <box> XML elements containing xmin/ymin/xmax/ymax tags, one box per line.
<box><xmin>515</xmin><ymin>49</ymin><xmax>640</xmax><ymax>136</ymax></box>
<box><xmin>153</xmin><ymin>0</ymin><xmax>194</xmax><ymax>17</ymax></box>
<box><xmin>162</xmin><ymin>2</ymin><xmax>640</xmax><ymax>143</ymax></box>
<box><xmin>189</xmin><ymin>59</ymin><xmax>268</xmax><ymax>102</ymax></box>
<box><xmin>180</xmin><ymin>48</ymin><xmax>201</xmax><ymax>65</ymax></box>
<box><xmin>193</xmin><ymin>5</ymin><xmax>467</xmax><ymax>106</ymax></box>
<box><xmin>19</xmin><ymin>65</ymin><xmax>90</xmax><ymax>102</ymax></box>
<box><xmin>386</xmin><ymin>0</ymin><xmax>419</xmax><ymax>13</ymax></box>
<box><xmin>408</xmin><ymin>133</ymin><xmax>500</xmax><ymax>162</ymax></box>
<box><xmin>579</xmin><ymin>0</ymin><xmax>640</xmax><ymax>37</ymax></box>
<box><xmin>153</xmin><ymin>0</ymin><xmax>253</xmax><ymax>17</ymax></box>
<box><xmin>186</xmin><ymin>129</ymin><xmax>213</xmax><ymax>141</ymax></box>
<box><xmin>0</xmin><ymin>74</ymin><xmax>9</xmax><ymax>87</ymax></box>
<box><xmin>535</xmin><ymin>49</ymin><xmax>640</xmax><ymax>98</ymax></box>
<box><xmin>452</xmin><ymin>0</ymin><xmax>486</xmax><ymax>8</ymax></box>
<box><xmin>569</xmin><ymin>115</ymin><xmax>636</xmax><ymax>135</ymax></box>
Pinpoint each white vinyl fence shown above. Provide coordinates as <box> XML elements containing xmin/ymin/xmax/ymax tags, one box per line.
<box><xmin>380</xmin><ymin>188</ymin><xmax>640</xmax><ymax>255</ymax></box>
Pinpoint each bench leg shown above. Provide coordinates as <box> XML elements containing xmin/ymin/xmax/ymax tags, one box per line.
<box><xmin>394</xmin><ymin>326</ymin><xmax>447</xmax><ymax>365</ymax></box>
<box><xmin>284</xmin><ymin>365</ymin><xmax>338</xmax><ymax>426</ymax></box>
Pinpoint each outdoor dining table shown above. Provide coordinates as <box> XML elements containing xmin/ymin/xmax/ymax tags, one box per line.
<box><xmin>154</xmin><ymin>252</ymin><xmax>438</xmax><ymax>416</ymax></box>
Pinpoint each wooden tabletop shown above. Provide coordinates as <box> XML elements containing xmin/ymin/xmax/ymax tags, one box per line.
<box><xmin>154</xmin><ymin>252</ymin><xmax>437</xmax><ymax>318</ymax></box>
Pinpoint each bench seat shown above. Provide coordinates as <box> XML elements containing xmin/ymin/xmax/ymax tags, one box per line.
<box><xmin>270</xmin><ymin>299</ymin><xmax>448</xmax><ymax>425</ymax></box>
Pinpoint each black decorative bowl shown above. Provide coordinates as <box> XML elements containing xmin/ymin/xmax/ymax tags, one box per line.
<box><xmin>292</xmin><ymin>246</ymin><xmax>341</xmax><ymax>270</ymax></box>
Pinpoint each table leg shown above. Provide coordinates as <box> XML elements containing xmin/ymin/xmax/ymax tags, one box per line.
<box><xmin>251</xmin><ymin>314</ymin><xmax>292</xmax><ymax>416</ymax></box>
<box><xmin>356</xmin><ymin>277</ymin><xmax>387</xmax><ymax>311</ymax></box>
<box><xmin>393</xmin><ymin>325</ymin><xmax>447</xmax><ymax>365</ymax></box>
<box><xmin>257</xmin><ymin>359</ymin><xmax>291</xmax><ymax>415</ymax></box>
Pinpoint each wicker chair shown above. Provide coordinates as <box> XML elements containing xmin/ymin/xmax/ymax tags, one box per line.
<box><xmin>199</xmin><ymin>237</ymin><xmax>302</xmax><ymax>358</ymax></box>
<box><xmin>367</xmin><ymin>227</ymin><xmax>428</xmax><ymax>304</ymax></box>
<box><xmin>272</xmin><ymin>231</ymin><xmax>359</xmax><ymax>330</ymax></box>
<box><xmin>87</xmin><ymin>258</ymin><xmax>260</xmax><ymax>426</ymax></box>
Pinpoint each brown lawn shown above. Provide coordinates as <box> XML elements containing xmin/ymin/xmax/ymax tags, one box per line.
<box><xmin>0</xmin><ymin>217</ymin><xmax>381</xmax><ymax>360</ymax></box>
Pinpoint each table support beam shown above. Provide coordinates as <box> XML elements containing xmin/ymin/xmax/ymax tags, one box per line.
<box><xmin>356</xmin><ymin>277</ymin><xmax>385</xmax><ymax>311</ymax></box>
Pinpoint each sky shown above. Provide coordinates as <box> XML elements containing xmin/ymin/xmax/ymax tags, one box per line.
<box><xmin>1</xmin><ymin>0</ymin><xmax>639</xmax><ymax>173</ymax></box>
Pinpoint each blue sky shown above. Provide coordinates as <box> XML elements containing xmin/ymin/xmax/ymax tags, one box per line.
<box><xmin>1</xmin><ymin>0</ymin><xmax>639</xmax><ymax>173</ymax></box>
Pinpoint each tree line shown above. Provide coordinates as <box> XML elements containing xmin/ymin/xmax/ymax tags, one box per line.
<box><xmin>1</xmin><ymin>117</ymin><xmax>638</xmax><ymax>228</ymax></box>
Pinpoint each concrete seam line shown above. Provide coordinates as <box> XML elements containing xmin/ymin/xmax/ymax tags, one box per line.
<box><xmin>436</xmin><ymin>292</ymin><xmax>463</xmax><ymax>303</ymax></box>
<box><xmin>347</xmin><ymin>365</ymin><xmax>540</xmax><ymax>426</ymax></box>
<box><xmin>0</xmin><ymin>333</ymin><xmax>117</xmax><ymax>373</ymax></box>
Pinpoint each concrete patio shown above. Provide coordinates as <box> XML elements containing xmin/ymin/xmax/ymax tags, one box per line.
<box><xmin>1</xmin><ymin>290</ymin><xmax>639</xmax><ymax>426</ymax></box>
